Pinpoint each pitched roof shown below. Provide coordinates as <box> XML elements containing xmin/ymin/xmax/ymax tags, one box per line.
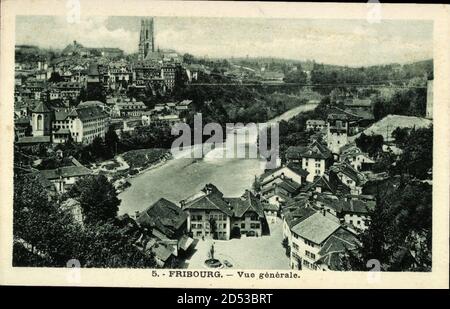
<box><xmin>136</xmin><ymin>198</ymin><xmax>187</xmax><ymax>239</ymax></box>
<box><xmin>277</xmin><ymin>178</ymin><xmax>301</xmax><ymax>194</ymax></box>
<box><xmin>286</xmin><ymin>163</ymin><xmax>309</xmax><ymax>177</ymax></box>
<box><xmin>263</xmin><ymin>203</ymin><xmax>279</xmax><ymax>212</ymax></box>
<box><xmin>76</xmin><ymin>106</ymin><xmax>108</xmax><ymax>122</ymax></box>
<box><xmin>291</xmin><ymin>212</ymin><xmax>341</xmax><ymax>244</ymax></box>
<box><xmin>286</xmin><ymin>146</ymin><xmax>307</xmax><ymax>161</ymax></box>
<box><xmin>182</xmin><ymin>184</ymin><xmax>234</xmax><ymax>216</ymax></box>
<box><xmin>151</xmin><ymin>243</ymin><xmax>174</xmax><ymax>262</ymax></box>
<box><xmin>32</xmin><ymin>101</ymin><xmax>51</xmax><ymax>113</ymax></box>
<box><xmin>226</xmin><ymin>190</ymin><xmax>265</xmax><ymax>218</ymax></box>
<box><xmin>300</xmin><ymin>140</ymin><xmax>332</xmax><ymax>160</ymax></box>
<box><xmin>283</xmin><ymin>206</ymin><xmax>316</xmax><ymax>229</ymax></box>
<box><xmin>330</xmin><ymin>162</ymin><xmax>364</xmax><ymax>184</ymax></box>
<box><xmin>39</xmin><ymin>166</ymin><xmax>92</xmax><ymax>180</ymax></box>
<box><xmin>315</xmin><ymin>227</ymin><xmax>360</xmax><ymax>270</ymax></box>
<box><xmin>301</xmin><ymin>175</ymin><xmax>342</xmax><ymax>194</ymax></box>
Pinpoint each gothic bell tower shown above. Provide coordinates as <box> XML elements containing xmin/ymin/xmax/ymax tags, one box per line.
<box><xmin>138</xmin><ymin>18</ymin><xmax>155</xmax><ymax>60</ymax></box>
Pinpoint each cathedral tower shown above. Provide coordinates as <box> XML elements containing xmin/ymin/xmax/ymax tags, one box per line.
<box><xmin>326</xmin><ymin>113</ymin><xmax>348</xmax><ymax>154</ymax></box>
<box><xmin>138</xmin><ymin>18</ymin><xmax>155</xmax><ymax>60</ymax></box>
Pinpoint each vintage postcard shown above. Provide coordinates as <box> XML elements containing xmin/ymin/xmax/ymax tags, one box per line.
<box><xmin>0</xmin><ymin>0</ymin><xmax>448</xmax><ymax>289</ymax></box>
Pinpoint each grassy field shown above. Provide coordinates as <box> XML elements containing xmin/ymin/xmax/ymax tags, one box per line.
<box><xmin>121</xmin><ymin>148</ymin><xmax>170</xmax><ymax>170</ymax></box>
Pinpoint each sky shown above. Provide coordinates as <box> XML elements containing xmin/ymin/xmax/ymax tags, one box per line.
<box><xmin>15</xmin><ymin>15</ymin><xmax>433</xmax><ymax>67</ymax></box>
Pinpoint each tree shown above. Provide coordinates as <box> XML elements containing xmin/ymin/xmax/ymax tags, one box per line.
<box><xmin>104</xmin><ymin>128</ymin><xmax>119</xmax><ymax>156</ymax></box>
<box><xmin>281</xmin><ymin>238</ymin><xmax>290</xmax><ymax>257</ymax></box>
<box><xmin>342</xmin><ymin>179</ymin><xmax>432</xmax><ymax>271</ymax></box>
<box><xmin>395</xmin><ymin>126</ymin><xmax>433</xmax><ymax>180</ymax></box>
<box><xmin>13</xmin><ymin>173</ymin><xmax>156</xmax><ymax>268</ymax></box>
<box><xmin>209</xmin><ymin>218</ymin><xmax>218</xmax><ymax>239</ymax></box>
<box><xmin>392</xmin><ymin>127</ymin><xmax>410</xmax><ymax>148</ymax></box>
<box><xmin>13</xmin><ymin>174</ymin><xmax>82</xmax><ymax>266</ymax></box>
<box><xmin>355</xmin><ymin>133</ymin><xmax>384</xmax><ymax>157</ymax></box>
<box><xmin>77</xmin><ymin>220</ymin><xmax>155</xmax><ymax>268</ymax></box>
<box><xmin>68</xmin><ymin>175</ymin><xmax>120</xmax><ymax>224</ymax></box>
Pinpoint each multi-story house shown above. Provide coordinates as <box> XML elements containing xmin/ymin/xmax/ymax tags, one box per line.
<box><xmin>339</xmin><ymin>144</ymin><xmax>375</xmax><ymax>172</ymax></box>
<box><xmin>260</xmin><ymin>176</ymin><xmax>301</xmax><ymax>208</ymax></box>
<box><xmin>286</xmin><ymin>140</ymin><xmax>333</xmax><ymax>182</ymax></box>
<box><xmin>53</xmin><ymin>81</ymin><xmax>83</xmax><ymax>102</ymax></box>
<box><xmin>51</xmin><ymin>105</ymin><xmax>109</xmax><ymax>144</ymax></box>
<box><xmin>260</xmin><ymin>163</ymin><xmax>309</xmax><ymax>187</ymax></box>
<box><xmin>136</xmin><ymin>198</ymin><xmax>194</xmax><ymax>257</ymax></box>
<box><xmin>306</xmin><ymin>119</ymin><xmax>326</xmax><ymax>132</ymax></box>
<box><xmin>39</xmin><ymin>165</ymin><xmax>92</xmax><ymax>194</ymax></box>
<box><xmin>162</xmin><ymin>64</ymin><xmax>177</xmax><ymax>91</ymax></box>
<box><xmin>112</xmin><ymin>99</ymin><xmax>148</xmax><ymax>118</ymax></box>
<box><xmin>290</xmin><ymin>211</ymin><xmax>359</xmax><ymax>270</ymax></box>
<box><xmin>181</xmin><ymin>184</ymin><xmax>268</xmax><ymax>240</ymax></box>
<box><xmin>330</xmin><ymin>162</ymin><xmax>366</xmax><ymax>195</ymax></box>
<box><xmin>317</xmin><ymin>196</ymin><xmax>375</xmax><ymax>232</ymax></box>
<box><xmin>181</xmin><ymin>184</ymin><xmax>234</xmax><ymax>240</ymax></box>
<box><xmin>281</xmin><ymin>202</ymin><xmax>315</xmax><ymax>247</ymax></box>
<box><xmin>326</xmin><ymin>113</ymin><xmax>349</xmax><ymax>154</ymax></box>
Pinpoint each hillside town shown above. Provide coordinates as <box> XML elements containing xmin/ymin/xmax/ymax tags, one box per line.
<box><xmin>13</xmin><ymin>17</ymin><xmax>433</xmax><ymax>271</ymax></box>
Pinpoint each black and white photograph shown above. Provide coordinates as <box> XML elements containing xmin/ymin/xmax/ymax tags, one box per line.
<box><xmin>0</xmin><ymin>0</ymin><xmax>448</xmax><ymax>289</ymax></box>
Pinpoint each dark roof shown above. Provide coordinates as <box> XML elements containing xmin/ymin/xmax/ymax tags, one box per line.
<box><xmin>32</xmin><ymin>101</ymin><xmax>51</xmax><ymax>113</ymax></box>
<box><xmin>277</xmin><ymin>178</ymin><xmax>301</xmax><ymax>194</ymax></box>
<box><xmin>136</xmin><ymin>198</ymin><xmax>187</xmax><ymax>239</ymax></box>
<box><xmin>264</xmin><ymin>203</ymin><xmax>279</xmax><ymax>212</ymax></box>
<box><xmin>40</xmin><ymin>166</ymin><xmax>91</xmax><ymax>180</ymax></box>
<box><xmin>76</xmin><ymin>106</ymin><xmax>108</xmax><ymax>122</ymax></box>
<box><xmin>301</xmin><ymin>140</ymin><xmax>332</xmax><ymax>160</ymax></box>
<box><xmin>330</xmin><ymin>162</ymin><xmax>364</xmax><ymax>184</ymax></box>
<box><xmin>152</xmin><ymin>243</ymin><xmax>173</xmax><ymax>262</ymax></box>
<box><xmin>321</xmin><ymin>198</ymin><xmax>375</xmax><ymax>215</ymax></box>
<box><xmin>226</xmin><ymin>190</ymin><xmax>265</xmax><ymax>218</ymax></box>
<box><xmin>315</xmin><ymin>227</ymin><xmax>360</xmax><ymax>270</ymax></box>
<box><xmin>25</xmin><ymin>172</ymin><xmax>54</xmax><ymax>190</ymax></box>
<box><xmin>286</xmin><ymin>163</ymin><xmax>309</xmax><ymax>177</ymax></box>
<box><xmin>283</xmin><ymin>204</ymin><xmax>316</xmax><ymax>229</ymax></box>
<box><xmin>182</xmin><ymin>184</ymin><xmax>234</xmax><ymax>216</ymax></box>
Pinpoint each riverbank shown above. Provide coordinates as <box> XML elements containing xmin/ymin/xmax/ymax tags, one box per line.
<box><xmin>118</xmin><ymin>103</ymin><xmax>319</xmax><ymax>215</ymax></box>
<box><xmin>92</xmin><ymin>148</ymin><xmax>172</xmax><ymax>194</ymax></box>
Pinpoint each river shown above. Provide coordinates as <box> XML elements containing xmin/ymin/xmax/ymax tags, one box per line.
<box><xmin>118</xmin><ymin>103</ymin><xmax>318</xmax><ymax>215</ymax></box>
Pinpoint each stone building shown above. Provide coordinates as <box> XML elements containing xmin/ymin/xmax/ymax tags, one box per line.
<box><xmin>138</xmin><ymin>18</ymin><xmax>155</xmax><ymax>61</ymax></box>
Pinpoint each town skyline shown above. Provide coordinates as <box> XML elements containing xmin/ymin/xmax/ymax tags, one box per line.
<box><xmin>16</xmin><ymin>15</ymin><xmax>433</xmax><ymax>67</ymax></box>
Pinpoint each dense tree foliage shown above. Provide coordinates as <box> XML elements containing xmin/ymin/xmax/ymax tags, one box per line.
<box><xmin>355</xmin><ymin>133</ymin><xmax>384</xmax><ymax>157</ymax></box>
<box><xmin>13</xmin><ymin>174</ymin><xmax>155</xmax><ymax>268</ymax></box>
<box><xmin>343</xmin><ymin>179</ymin><xmax>432</xmax><ymax>271</ymax></box>
<box><xmin>372</xmin><ymin>88</ymin><xmax>427</xmax><ymax>120</ymax></box>
<box><xmin>67</xmin><ymin>175</ymin><xmax>120</xmax><ymax>224</ymax></box>
<box><xmin>393</xmin><ymin>126</ymin><xmax>433</xmax><ymax>179</ymax></box>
